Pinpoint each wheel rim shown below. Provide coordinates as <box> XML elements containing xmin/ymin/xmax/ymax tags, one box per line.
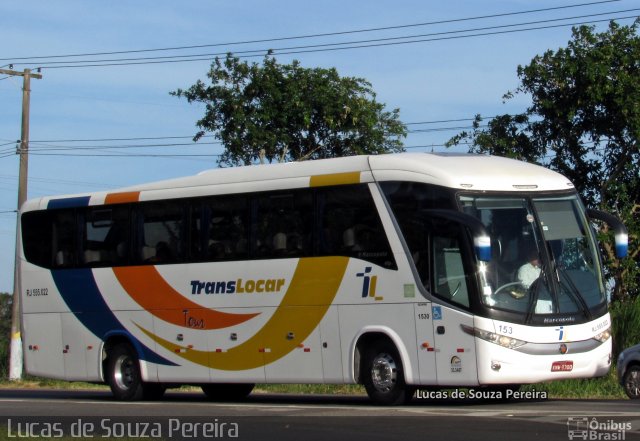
<box><xmin>626</xmin><ymin>369</ymin><xmax>640</xmax><ymax>398</ymax></box>
<box><xmin>113</xmin><ymin>354</ymin><xmax>136</xmax><ymax>391</ymax></box>
<box><xmin>371</xmin><ymin>352</ymin><xmax>397</xmax><ymax>393</ymax></box>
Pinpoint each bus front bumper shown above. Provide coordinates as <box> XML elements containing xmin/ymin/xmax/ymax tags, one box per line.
<box><xmin>475</xmin><ymin>337</ymin><xmax>612</xmax><ymax>385</ymax></box>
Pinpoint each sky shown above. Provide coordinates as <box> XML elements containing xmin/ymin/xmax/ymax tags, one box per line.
<box><xmin>1</xmin><ymin>0</ymin><xmax>637</xmax><ymax>293</ymax></box>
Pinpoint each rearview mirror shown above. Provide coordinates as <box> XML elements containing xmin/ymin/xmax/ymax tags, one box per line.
<box><xmin>586</xmin><ymin>209</ymin><xmax>628</xmax><ymax>258</ymax></box>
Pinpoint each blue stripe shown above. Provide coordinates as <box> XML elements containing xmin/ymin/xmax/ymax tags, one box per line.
<box><xmin>47</xmin><ymin>196</ymin><xmax>91</xmax><ymax>210</ymax></box>
<box><xmin>51</xmin><ymin>268</ymin><xmax>177</xmax><ymax>366</ymax></box>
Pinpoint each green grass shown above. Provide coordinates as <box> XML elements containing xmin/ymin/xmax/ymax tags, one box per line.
<box><xmin>0</xmin><ymin>377</ymin><xmax>109</xmax><ymax>390</ymax></box>
<box><xmin>526</xmin><ymin>369</ymin><xmax>625</xmax><ymax>400</ymax></box>
<box><xmin>254</xmin><ymin>383</ymin><xmax>366</xmax><ymax>395</ymax></box>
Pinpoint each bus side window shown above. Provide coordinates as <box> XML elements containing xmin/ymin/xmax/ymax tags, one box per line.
<box><xmin>21</xmin><ymin>211</ymin><xmax>55</xmax><ymax>268</ymax></box>
<box><xmin>253</xmin><ymin>190</ymin><xmax>312</xmax><ymax>259</ymax></box>
<box><xmin>318</xmin><ymin>185</ymin><xmax>396</xmax><ymax>269</ymax></box>
<box><xmin>82</xmin><ymin>206</ymin><xmax>130</xmax><ymax>267</ymax></box>
<box><xmin>201</xmin><ymin>196</ymin><xmax>249</xmax><ymax>261</ymax></box>
<box><xmin>432</xmin><ymin>234</ymin><xmax>470</xmax><ymax>308</ymax></box>
<box><xmin>137</xmin><ymin>201</ymin><xmax>185</xmax><ymax>264</ymax></box>
<box><xmin>52</xmin><ymin>210</ymin><xmax>77</xmax><ymax>268</ymax></box>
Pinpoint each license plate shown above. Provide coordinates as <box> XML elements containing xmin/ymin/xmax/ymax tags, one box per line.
<box><xmin>551</xmin><ymin>361</ymin><xmax>573</xmax><ymax>372</ymax></box>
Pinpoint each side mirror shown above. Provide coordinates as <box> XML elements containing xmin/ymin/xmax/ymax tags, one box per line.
<box><xmin>586</xmin><ymin>209</ymin><xmax>628</xmax><ymax>258</ymax></box>
<box><xmin>423</xmin><ymin>209</ymin><xmax>492</xmax><ymax>262</ymax></box>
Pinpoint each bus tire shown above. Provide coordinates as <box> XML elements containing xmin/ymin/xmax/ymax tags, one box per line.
<box><xmin>106</xmin><ymin>343</ymin><xmax>145</xmax><ymax>401</ymax></box>
<box><xmin>623</xmin><ymin>365</ymin><xmax>640</xmax><ymax>399</ymax></box>
<box><xmin>201</xmin><ymin>383</ymin><xmax>254</xmax><ymax>401</ymax></box>
<box><xmin>362</xmin><ymin>340</ymin><xmax>409</xmax><ymax>406</ymax></box>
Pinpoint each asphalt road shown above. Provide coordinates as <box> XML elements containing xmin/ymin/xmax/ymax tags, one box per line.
<box><xmin>0</xmin><ymin>389</ymin><xmax>638</xmax><ymax>441</ymax></box>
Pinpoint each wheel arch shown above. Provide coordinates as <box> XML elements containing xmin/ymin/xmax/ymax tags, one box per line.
<box><xmin>100</xmin><ymin>331</ymin><xmax>151</xmax><ymax>382</ymax></box>
<box><xmin>350</xmin><ymin>326</ymin><xmax>415</xmax><ymax>385</ymax></box>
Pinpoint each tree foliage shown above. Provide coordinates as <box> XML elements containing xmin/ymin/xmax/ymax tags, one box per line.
<box><xmin>173</xmin><ymin>55</ymin><xmax>406</xmax><ymax>166</ymax></box>
<box><xmin>448</xmin><ymin>20</ymin><xmax>640</xmax><ymax>301</ymax></box>
<box><xmin>0</xmin><ymin>293</ymin><xmax>11</xmax><ymax>379</ymax></box>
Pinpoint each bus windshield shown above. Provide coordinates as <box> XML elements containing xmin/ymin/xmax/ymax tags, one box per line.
<box><xmin>460</xmin><ymin>194</ymin><xmax>606</xmax><ymax>323</ymax></box>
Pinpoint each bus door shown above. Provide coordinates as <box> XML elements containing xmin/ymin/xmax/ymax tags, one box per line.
<box><xmin>414</xmin><ymin>302</ymin><xmax>437</xmax><ymax>384</ymax></box>
<box><xmin>430</xmin><ymin>231</ymin><xmax>478</xmax><ymax>386</ymax></box>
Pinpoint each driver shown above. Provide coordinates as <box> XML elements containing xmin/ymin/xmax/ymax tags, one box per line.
<box><xmin>517</xmin><ymin>247</ymin><xmax>541</xmax><ymax>289</ymax></box>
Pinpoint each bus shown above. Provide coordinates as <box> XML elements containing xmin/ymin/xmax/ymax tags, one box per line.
<box><xmin>18</xmin><ymin>153</ymin><xmax>627</xmax><ymax>405</ymax></box>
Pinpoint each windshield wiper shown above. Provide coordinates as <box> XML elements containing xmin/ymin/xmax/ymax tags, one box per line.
<box><xmin>524</xmin><ymin>258</ymin><xmax>552</xmax><ymax>324</ymax></box>
<box><xmin>557</xmin><ymin>266</ymin><xmax>592</xmax><ymax>320</ymax></box>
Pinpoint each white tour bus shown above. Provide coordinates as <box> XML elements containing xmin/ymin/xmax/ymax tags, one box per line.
<box><xmin>18</xmin><ymin>153</ymin><xmax>627</xmax><ymax>405</ymax></box>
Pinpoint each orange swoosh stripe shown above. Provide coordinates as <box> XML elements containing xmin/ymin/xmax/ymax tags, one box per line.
<box><xmin>138</xmin><ymin>256</ymin><xmax>349</xmax><ymax>370</ymax></box>
<box><xmin>105</xmin><ymin>191</ymin><xmax>140</xmax><ymax>205</ymax></box>
<box><xmin>114</xmin><ymin>266</ymin><xmax>259</xmax><ymax>330</ymax></box>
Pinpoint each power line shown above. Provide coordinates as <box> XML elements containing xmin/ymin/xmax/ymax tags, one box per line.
<box><xmin>27</xmin><ymin>152</ymin><xmax>222</xmax><ymax>158</ymax></box>
<box><xmin>0</xmin><ymin>114</ymin><xmax>524</xmax><ymax>155</ymax></box>
<box><xmin>0</xmin><ymin>110</ymin><xmax>613</xmax><ymax>159</ymax></box>
<box><xmin>1</xmin><ymin>0</ymin><xmax>622</xmax><ymax>64</ymax></box>
<box><xmin>41</xmin><ymin>13</ymin><xmax>640</xmax><ymax>68</ymax></box>
<box><xmin>405</xmin><ymin>117</ymin><xmax>486</xmax><ymax>125</ymax></box>
<box><xmin>408</xmin><ymin>124</ymin><xmax>489</xmax><ymax>133</ymax></box>
<box><xmin>0</xmin><ymin>117</ymin><xmax>495</xmax><ymax>146</ymax></box>
<box><xmin>9</xmin><ymin>12</ymin><xmax>638</xmax><ymax>69</ymax></box>
<box><xmin>261</xmin><ymin>14</ymin><xmax>639</xmax><ymax>60</ymax></box>
<box><xmin>25</xmin><ymin>141</ymin><xmax>221</xmax><ymax>152</ymax></box>
<box><xmin>29</xmin><ymin>135</ymin><xmax>205</xmax><ymax>143</ymax></box>
<box><xmin>13</xmin><ymin>127</ymin><xmax>484</xmax><ymax>151</ymax></box>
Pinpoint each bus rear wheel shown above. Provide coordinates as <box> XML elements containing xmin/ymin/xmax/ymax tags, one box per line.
<box><xmin>106</xmin><ymin>343</ymin><xmax>166</xmax><ymax>401</ymax></box>
<box><xmin>201</xmin><ymin>383</ymin><xmax>255</xmax><ymax>401</ymax></box>
<box><xmin>362</xmin><ymin>341</ymin><xmax>410</xmax><ymax>405</ymax></box>
<box><xmin>107</xmin><ymin>343</ymin><xmax>145</xmax><ymax>401</ymax></box>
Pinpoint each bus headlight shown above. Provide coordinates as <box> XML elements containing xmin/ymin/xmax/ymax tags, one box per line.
<box><xmin>462</xmin><ymin>325</ymin><xmax>527</xmax><ymax>349</ymax></box>
<box><xmin>593</xmin><ymin>327</ymin><xmax>611</xmax><ymax>343</ymax></box>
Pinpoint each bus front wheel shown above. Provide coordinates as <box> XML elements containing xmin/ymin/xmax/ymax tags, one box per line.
<box><xmin>362</xmin><ymin>341</ymin><xmax>410</xmax><ymax>405</ymax></box>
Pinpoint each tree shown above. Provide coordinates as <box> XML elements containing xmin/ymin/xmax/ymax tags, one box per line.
<box><xmin>0</xmin><ymin>293</ymin><xmax>11</xmax><ymax>379</ymax></box>
<box><xmin>172</xmin><ymin>55</ymin><xmax>406</xmax><ymax>166</ymax></box>
<box><xmin>448</xmin><ymin>20</ymin><xmax>640</xmax><ymax>301</ymax></box>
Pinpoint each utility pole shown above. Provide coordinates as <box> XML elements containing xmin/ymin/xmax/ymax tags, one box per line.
<box><xmin>0</xmin><ymin>67</ymin><xmax>43</xmax><ymax>380</ymax></box>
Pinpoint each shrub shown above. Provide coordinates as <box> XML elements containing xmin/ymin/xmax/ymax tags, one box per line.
<box><xmin>610</xmin><ymin>296</ymin><xmax>640</xmax><ymax>359</ymax></box>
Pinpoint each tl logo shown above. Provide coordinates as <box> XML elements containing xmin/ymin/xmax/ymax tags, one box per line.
<box><xmin>556</xmin><ymin>326</ymin><xmax>567</xmax><ymax>341</ymax></box>
<box><xmin>357</xmin><ymin>267</ymin><xmax>384</xmax><ymax>301</ymax></box>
